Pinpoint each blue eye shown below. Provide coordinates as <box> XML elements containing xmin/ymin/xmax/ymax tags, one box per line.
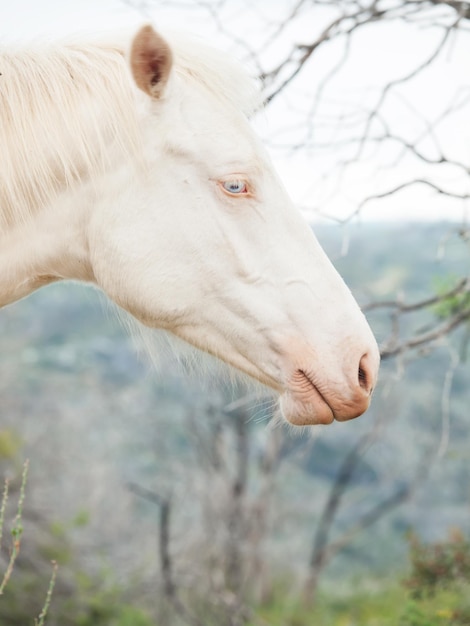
<box><xmin>222</xmin><ymin>180</ymin><xmax>248</xmax><ymax>194</ymax></box>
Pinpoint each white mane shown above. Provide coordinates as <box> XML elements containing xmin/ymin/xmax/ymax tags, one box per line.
<box><xmin>0</xmin><ymin>29</ymin><xmax>261</xmax><ymax>229</ymax></box>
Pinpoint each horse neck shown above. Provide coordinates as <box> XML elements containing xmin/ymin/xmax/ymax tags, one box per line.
<box><xmin>0</xmin><ymin>186</ymin><xmax>98</xmax><ymax>308</ymax></box>
<box><xmin>0</xmin><ymin>42</ymin><xmax>147</xmax><ymax>308</ymax></box>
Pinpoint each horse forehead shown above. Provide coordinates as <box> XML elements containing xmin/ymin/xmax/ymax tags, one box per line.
<box><xmin>165</xmin><ymin>108</ymin><xmax>267</xmax><ymax>172</ymax></box>
<box><xmin>174</xmin><ymin>81</ymin><xmax>259</xmax><ymax>143</ymax></box>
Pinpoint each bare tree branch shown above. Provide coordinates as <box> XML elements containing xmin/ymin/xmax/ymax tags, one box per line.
<box><xmin>303</xmin><ymin>436</ymin><xmax>430</xmax><ymax>605</ymax></box>
<box><xmin>350</xmin><ymin>179</ymin><xmax>470</xmax><ymax>221</ymax></box>
<box><xmin>364</xmin><ymin>277</ymin><xmax>470</xmax><ymax>313</ymax></box>
<box><xmin>381</xmin><ymin>305</ymin><xmax>470</xmax><ymax>359</ymax></box>
<box><xmin>127</xmin><ymin>482</ymin><xmax>205</xmax><ymax>626</ymax></box>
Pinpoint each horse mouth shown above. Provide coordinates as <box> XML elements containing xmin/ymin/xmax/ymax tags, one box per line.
<box><xmin>279</xmin><ymin>366</ymin><xmax>373</xmax><ymax>426</ymax></box>
<box><xmin>280</xmin><ymin>369</ymin><xmax>336</xmax><ymax>426</ymax></box>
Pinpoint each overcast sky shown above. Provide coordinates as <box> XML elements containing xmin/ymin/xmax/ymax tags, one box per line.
<box><xmin>2</xmin><ymin>0</ymin><xmax>469</xmax><ymax>223</ymax></box>
<box><xmin>1</xmin><ymin>0</ymin><xmax>135</xmax><ymax>39</ymax></box>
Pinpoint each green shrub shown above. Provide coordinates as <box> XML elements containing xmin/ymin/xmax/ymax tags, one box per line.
<box><xmin>400</xmin><ymin>530</ymin><xmax>470</xmax><ymax>626</ymax></box>
<box><xmin>0</xmin><ymin>461</ymin><xmax>154</xmax><ymax>626</ymax></box>
<box><xmin>405</xmin><ymin>530</ymin><xmax>470</xmax><ymax>598</ymax></box>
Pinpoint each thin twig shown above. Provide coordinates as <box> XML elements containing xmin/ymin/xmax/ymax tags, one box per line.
<box><xmin>364</xmin><ymin>278</ymin><xmax>470</xmax><ymax>313</ymax></box>
<box><xmin>0</xmin><ymin>460</ymin><xmax>29</xmax><ymax>595</ymax></box>
<box><xmin>0</xmin><ymin>478</ymin><xmax>9</xmax><ymax>550</ymax></box>
<box><xmin>381</xmin><ymin>305</ymin><xmax>470</xmax><ymax>359</ymax></box>
<box><xmin>35</xmin><ymin>561</ymin><xmax>58</xmax><ymax>626</ymax></box>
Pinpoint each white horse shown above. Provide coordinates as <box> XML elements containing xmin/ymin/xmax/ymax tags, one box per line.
<box><xmin>0</xmin><ymin>25</ymin><xmax>379</xmax><ymax>426</ymax></box>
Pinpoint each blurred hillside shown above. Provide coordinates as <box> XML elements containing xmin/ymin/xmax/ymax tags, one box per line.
<box><xmin>1</xmin><ymin>221</ymin><xmax>470</xmax><ymax>623</ymax></box>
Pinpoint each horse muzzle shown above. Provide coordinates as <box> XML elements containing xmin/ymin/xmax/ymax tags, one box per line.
<box><xmin>278</xmin><ymin>349</ymin><xmax>379</xmax><ymax>426</ymax></box>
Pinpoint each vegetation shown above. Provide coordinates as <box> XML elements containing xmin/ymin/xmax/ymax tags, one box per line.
<box><xmin>3</xmin><ymin>514</ymin><xmax>470</xmax><ymax>625</ymax></box>
<box><xmin>0</xmin><ymin>222</ymin><xmax>469</xmax><ymax>623</ymax></box>
<box><xmin>0</xmin><ymin>462</ymin><xmax>58</xmax><ymax>625</ymax></box>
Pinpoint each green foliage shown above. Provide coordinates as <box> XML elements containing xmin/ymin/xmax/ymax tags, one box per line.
<box><xmin>1</xmin><ymin>576</ymin><xmax>154</xmax><ymax>626</ymax></box>
<box><xmin>72</xmin><ymin>509</ymin><xmax>90</xmax><ymax>528</ymax></box>
<box><xmin>248</xmin><ymin>532</ymin><xmax>470</xmax><ymax>626</ymax></box>
<box><xmin>249</xmin><ymin>584</ymin><xmax>404</xmax><ymax>626</ymax></box>
<box><xmin>0</xmin><ymin>461</ymin><xmax>57</xmax><ymax>626</ymax></box>
<box><xmin>1</xmin><ymin>557</ymin><xmax>154</xmax><ymax>626</ymax></box>
<box><xmin>2</xmin><ymin>500</ymin><xmax>470</xmax><ymax>626</ymax></box>
<box><xmin>115</xmin><ymin>606</ymin><xmax>156</xmax><ymax>626</ymax></box>
<box><xmin>249</xmin><ymin>583</ymin><xmax>470</xmax><ymax>626</ymax></box>
<box><xmin>432</xmin><ymin>277</ymin><xmax>470</xmax><ymax>321</ymax></box>
<box><xmin>400</xmin><ymin>600</ymin><xmax>442</xmax><ymax>626</ymax></box>
<box><xmin>405</xmin><ymin>530</ymin><xmax>470</xmax><ymax>597</ymax></box>
<box><xmin>63</xmin><ymin>573</ymin><xmax>155</xmax><ymax>626</ymax></box>
<box><xmin>40</xmin><ymin>514</ymin><xmax>89</xmax><ymax>564</ymax></box>
<box><xmin>399</xmin><ymin>530</ymin><xmax>470</xmax><ymax>626</ymax></box>
<box><xmin>400</xmin><ymin>590</ymin><xmax>470</xmax><ymax>626</ymax></box>
<box><xmin>0</xmin><ymin>430</ymin><xmax>23</xmax><ymax>461</ymax></box>
<box><xmin>0</xmin><ymin>463</ymin><xmax>152</xmax><ymax>626</ymax></box>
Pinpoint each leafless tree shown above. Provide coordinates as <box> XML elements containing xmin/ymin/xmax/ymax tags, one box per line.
<box><xmin>126</xmin><ymin>397</ymin><xmax>285</xmax><ymax>625</ymax></box>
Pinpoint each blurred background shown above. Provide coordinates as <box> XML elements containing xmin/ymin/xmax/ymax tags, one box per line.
<box><xmin>1</xmin><ymin>1</ymin><xmax>470</xmax><ymax>624</ymax></box>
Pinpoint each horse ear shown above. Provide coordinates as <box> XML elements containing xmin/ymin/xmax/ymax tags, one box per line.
<box><xmin>130</xmin><ymin>25</ymin><xmax>173</xmax><ymax>98</ymax></box>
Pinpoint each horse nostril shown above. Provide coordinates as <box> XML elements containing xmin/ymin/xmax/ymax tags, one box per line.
<box><xmin>358</xmin><ymin>353</ymin><xmax>374</xmax><ymax>395</ymax></box>
<box><xmin>358</xmin><ymin>365</ymin><xmax>367</xmax><ymax>390</ymax></box>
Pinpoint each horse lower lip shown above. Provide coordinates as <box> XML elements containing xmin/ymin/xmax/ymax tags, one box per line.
<box><xmin>279</xmin><ymin>387</ymin><xmax>335</xmax><ymax>426</ymax></box>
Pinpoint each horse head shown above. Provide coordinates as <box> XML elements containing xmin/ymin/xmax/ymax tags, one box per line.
<box><xmin>89</xmin><ymin>26</ymin><xmax>380</xmax><ymax>425</ymax></box>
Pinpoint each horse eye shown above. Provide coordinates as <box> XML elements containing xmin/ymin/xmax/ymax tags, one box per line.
<box><xmin>222</xmin><ymin>180</ymin><xmax>248</xmax><ymax>194</ymax></box>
